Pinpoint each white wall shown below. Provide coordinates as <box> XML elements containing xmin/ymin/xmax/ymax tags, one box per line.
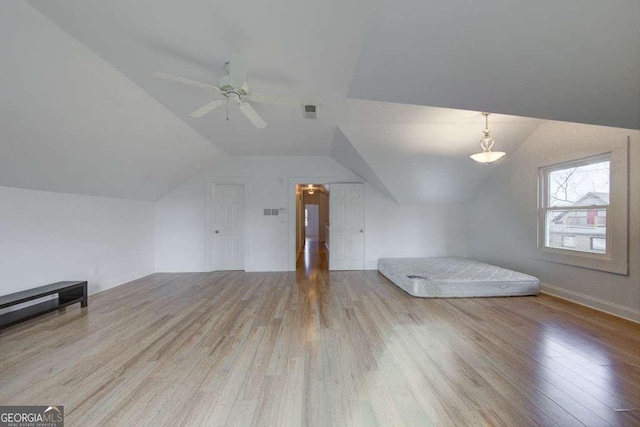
<box><xmin>154</xmin><ymin>175</ymin><xmax>208</xmax><ymax>272</ymax></box>
<box><xmin>467</xmin><ymin>122</ymin><xmax>640</xmax><ymax>321</ymax></box>
<box><xmin>0</xmin><ymin>185</ymin><xmax>155</xmax><ymax>297</ymax></box>
<box><xmin>365</xmin><ymin>188</ymin><xmax>467</xmax><ymax>269</ymax></box>
<box><xmin>1</xmin><ymin>1</ymin><xmax>222</xmax><ymax>202</ymax></box>
<box><xmin>155</xmin><ymin>156</ymin><xmax>467</xmax><ymax>272</ymax></box>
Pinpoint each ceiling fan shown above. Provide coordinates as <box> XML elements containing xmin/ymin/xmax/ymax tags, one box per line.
<box><xmin>152</xmin><ymin>53</ymin><xmax>298</xmax><ymax>129</ymax></box>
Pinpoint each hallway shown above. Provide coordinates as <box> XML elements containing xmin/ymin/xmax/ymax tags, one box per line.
<box><xmin>296</xmin><ymin>237</ymin><xmax>328</xmax><ymax>276</ymax></box>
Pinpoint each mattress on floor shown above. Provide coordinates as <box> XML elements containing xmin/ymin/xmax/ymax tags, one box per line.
<box><xmin>378</xmin><ymin>257</ymin><xmax>540</xmax><ymax>298</ymax></box>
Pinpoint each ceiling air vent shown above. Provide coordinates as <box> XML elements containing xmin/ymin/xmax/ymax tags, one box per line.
<box><xmin>303</xmin><ymin>105</ymin><xmax>317</xmax><ymax>119</ymax></box>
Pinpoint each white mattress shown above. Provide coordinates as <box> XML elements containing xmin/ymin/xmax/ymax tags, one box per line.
<box><xmin>378</xmin><ymin>257</ymin><xmax>540</xmax><ymax>298</ymax></box>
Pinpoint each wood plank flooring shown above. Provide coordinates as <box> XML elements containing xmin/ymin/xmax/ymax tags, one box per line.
<box><xmin>0</xmin><ymin>264</ymin><xmax>638</xmax><ymax>425</ymax></box>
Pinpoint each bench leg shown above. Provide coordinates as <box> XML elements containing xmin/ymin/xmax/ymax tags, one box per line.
<box><xmin>81</xmin><ymin>283</ymin><xmax>88</xmax><ymax>307</ymax></box>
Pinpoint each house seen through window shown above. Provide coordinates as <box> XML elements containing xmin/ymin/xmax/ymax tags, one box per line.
<box><xmin>541</xmin><ymin>157</ymin><xmax>610</xmax><ymax>255</ymax></box>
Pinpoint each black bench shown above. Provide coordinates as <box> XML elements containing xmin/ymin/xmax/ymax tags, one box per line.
<box><xmin>0</xmin><ymin>281</ymin><xmax>88</xmax><ymax>330</ymax></box>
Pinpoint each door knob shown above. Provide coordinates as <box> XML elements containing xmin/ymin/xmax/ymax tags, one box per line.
<box><xmin>214</xmin><ymin>230</ymin><xmax>219</xmax><ymax>234</ymax></box>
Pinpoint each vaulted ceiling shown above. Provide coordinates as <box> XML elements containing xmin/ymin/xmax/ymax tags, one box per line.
<box><xmin>1</xmin><ymin>1</ymin><xmax>224</xmax><ymax>201</ymax></box>
<box><xmin>3</xmin><ymin>0</ymin><xmax>639</xmax><ymax>202</ymax></box>
<box><xmin>337</xmin><ymin>101</ymin><xmax>544</xmax><ymax>203</ymax></box>
<box><xmin>25</xmin><ymin>0</ymin><xmax>374</xmax><ymax>155</ymax></box>
<box><xmin>350</xmin><ymin>0</ymin><xmax>640</xmax><ymax>131</ymax></box>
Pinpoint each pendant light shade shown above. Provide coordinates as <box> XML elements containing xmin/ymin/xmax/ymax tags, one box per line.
<box><xmin>470</xmin><ymin>151</ymin><xmax>506</xmax><ymax>163</ymax></box>
<box><xmin>470</xmin><ymin>113</ymin><xmax>505</xmax><ymax>164</ymax></box>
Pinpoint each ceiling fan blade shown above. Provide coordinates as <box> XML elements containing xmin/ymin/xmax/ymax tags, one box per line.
<box><xmin>152</xmin><ymin>71</ymin><xmax>218</xmax><ymax>91</ymax></box>
<box><xmin>238</xmin><ymin>102</ymin><xmax>267</xmax><ymax>129</ymax></box>
<box><xmin>248</xmin><ymin>92</ymin><xmax>300</xmax><ymax>108</ymax></box>
<box><xmin>190</xmin><ymin>99</ymin><xmax>224</xmax><ymax>118</ymax></box>
<box><xmin>229</xmin><ymin>53</ymin><xmax>249</xmax><ymax>88</ymax></box>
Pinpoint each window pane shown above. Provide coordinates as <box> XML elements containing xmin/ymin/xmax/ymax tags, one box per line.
<box><xmin>562</xmin><ymin>236</ymin><xmax>576</xmax><ymax>248</ymax></box>
<box><xmin>546</xmin><ymin>209</ymin><xmax>606</xmax><ymax>254</ymax></box>
<box><xmin>548</xmin><ymin>160</ymin><xmax>609</xmax><ymax>207</ymax></box>
<box><xmin>591</xmin><ymin>237</ymin><xmax>606</xmax><ymax>251</ymax></box>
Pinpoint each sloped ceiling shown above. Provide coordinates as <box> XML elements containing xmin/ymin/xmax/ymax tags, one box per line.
<box><xmin>338</xmin><ymin>101</ymin><xmax>544</xmax><ymax>203</ymax></box>
<box><xmin>26</xmin><ymin>0</ymin><xmax>374</xmax><ymax>155</ymax></box>
<box><xmin>3</xmin><ymin>1</ymin><xmax>638</xmax><ymax>202</ymax></box>
<box><xmin>349</xmin><ymin>0</ymin><xmax>640</xmax><ymax>130</ymax></box>
<box><xmin>1</xmin><ymin>1</ymin><xmax>223</xmax><ymax>201</ymax></box>
<box><xmin>330</xmin><ymin>127</ymin><xmax>396</xmax><ymax>202</ymax></box>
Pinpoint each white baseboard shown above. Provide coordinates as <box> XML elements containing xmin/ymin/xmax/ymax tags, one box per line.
<box><xmin>541</xmin><ymin>282</ymin><xmax>640</xmax><ymax>323</ymax></box>
<box><xmin>91</xmin><ymin>270</ymin><xmax>156</xmax><ymax>295</ymax></box>
<box><xmin>155</xmin><ymin>270</ymin><xmax>209</xmax><ymax>273</ymax></box>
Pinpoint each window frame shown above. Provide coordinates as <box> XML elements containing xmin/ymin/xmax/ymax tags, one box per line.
<box><xmin>539</xmin><ymin>153</ymin><xmax>611</xmax><ymax>259</ymax></box>
<box><xmin>536</xmin><ymin>144</ymin><xmax>629</xmax><ymax>275</ymax></box>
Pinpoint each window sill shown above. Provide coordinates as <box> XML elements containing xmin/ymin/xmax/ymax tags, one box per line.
<box><xmin>534</xmin><ymin>247</ymin><xmax>628</xmax><ymax>275</ymax></box>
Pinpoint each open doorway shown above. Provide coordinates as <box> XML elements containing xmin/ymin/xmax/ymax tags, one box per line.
<box><xmin>295</xmin><ymin>184</ymin><xmax>329</xmax><ymax>273</ymax></box>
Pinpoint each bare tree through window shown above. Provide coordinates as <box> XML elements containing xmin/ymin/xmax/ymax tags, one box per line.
<box><xmin>549</xmin><ymin>161</ymin><xmax>609</xmax><ymax>207</ymax></box>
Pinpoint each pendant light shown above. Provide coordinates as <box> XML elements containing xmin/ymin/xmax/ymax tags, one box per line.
<box><xmin>470</xmin><ymin>112</ymin><xmax>505</xmax><ymax>164</ymax></box>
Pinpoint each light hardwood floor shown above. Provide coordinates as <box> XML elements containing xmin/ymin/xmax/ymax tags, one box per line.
<box><xmin>0</xmin><ymin>257</ymin><xmax>638</xmax><ymax>425</ymax></box>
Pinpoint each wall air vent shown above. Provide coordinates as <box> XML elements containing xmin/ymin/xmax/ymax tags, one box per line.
<box><xmin>303</xmin><ymin>105</ymin><xmax>317</xmax><ymax>119</ymax></box>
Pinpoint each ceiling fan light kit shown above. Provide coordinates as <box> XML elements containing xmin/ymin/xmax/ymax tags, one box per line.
<box><xmin>470</xmin><ymin>112</ymin><xmax>505</xmax><ymax>164</ymax></box>
<box><xmin>153</xmin><ymin>53</ymin><xmax>299</xmax><ymax>129</ymax></box>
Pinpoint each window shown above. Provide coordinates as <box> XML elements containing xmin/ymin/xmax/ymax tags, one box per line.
<box><xmin>541</xmin><ymin>156</ymin><xmax>610</xmax><ymax>255</ymax></box>
<box><xmin>537</xmin><ymin>143</ymin><xmax>629</xmax><ymax>275</ymax></box>
<box><xmin>591</xmin><ymin>237</ymin><xmax>606</xmax><ymax>252</ymax></box>
<box><xmin>561</xmin><ymin>235</ymin><xmax>576</xmax><ymax>248</ymax></box>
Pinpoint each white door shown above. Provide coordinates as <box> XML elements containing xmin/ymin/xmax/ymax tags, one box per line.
<box><xmin>330</xmin><ymin>183</ymin><xmax>365</xmax><ymax>270</ymax></box>
<box><xmin>212</xmin><ymin>184</ymin><xmax>244</xmax><ymax>270</ymax></box>
<box><xmin>305</xmin><ymin>204</ymin><xmax>319</xmax><ymax>237</ymax></box>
